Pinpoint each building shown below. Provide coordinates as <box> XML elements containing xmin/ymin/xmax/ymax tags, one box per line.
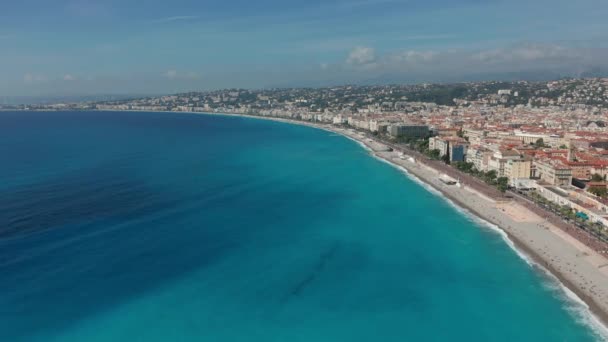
<box><xmin>430</xmin><ymin>136</ymin><xmax>468</xmax><ymax>162</ymax></box>
<box><xmin>504</xmin><ymin>158</ymin><xmax>532</xmax><ymax>181</ymax></box>
<box><xmin>466</xmin><ymin>146</ymin><xmax>492</xmax><ymax>172</ymax></box>
<box><xmin>348</xmin><ymin>117</ymin><xmax>370</xmax><ymax>130</ymax></box>
<box><xmin>537</xmin><ymin>186</ymin><xmax>608</xmax><ymax>226</ymax></box>
<box><xmin>332</xmin><ymin>115</ymin><xmax>347</xmax><ymax>125</ymax></box>
<box><xmin>387</xmin><ymin>124</ymin><xmax>430</xmax><ymax>138</ymax></box>
<box><xmin>535</xmin><ymin>159</ymin><xmax>573</xmax><ymax>186</ymax></box>
<box><xmin>510</xmin><ymin>178</ymin><xmax>537</xmax><ymax>190</ymax></box>
<box><xmin>429</xmin><ymin>136</ymin><xmax>449</xmax><ymax>157</ymax></box>
<box><xmin>487</xmin><ymin>149</ymin><xmax>522</xmax><ymax>177</ymax></box>
<box><xmin>569</xmin><ymin>162</ymin><xmax>593</xmax><ymax>180</ymax></box>
<box><xmin>514</xmin><ymin>132</ymin><xmax>564</xmax><ymax>148</ymax></box>
<box><xmin>436</xmin><ymin>128</ymin><xmax>460</xmax><ymax>137</ymax></box>
<box><xmin>463</xmin><ymin>128</ymin><xmax>486</xmax><ymax>144</ymax></box>
<box><xmin>369</xmin><ymin>120</ymin><xmax>389</xmax><ymax>133</ymax></box>
<box><xmin>449</xmin><ymin>143</ymin><xmax>467</xmax><ymax>162</ymax></box>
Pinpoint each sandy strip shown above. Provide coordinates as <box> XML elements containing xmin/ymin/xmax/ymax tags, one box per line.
<box><xmin>330</xmin><ymin>125</ymin><xmax>608</xmax><ymax>336</ymax></box>
<box><xmin>250</xmin><ymin>116</ymin><xmax>608</xmax><ymax>334</ymax></box>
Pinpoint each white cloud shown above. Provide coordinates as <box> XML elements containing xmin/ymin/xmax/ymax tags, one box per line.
<box><xmin>165</xmin><ymin>70</ymin><xmax>178</xmax><ymax>79</ymax></box>
<box><xmin>344</xmin><ymin>46</ymin><xmax>440</xmax><ymax>73</ymax></box>
<box><xmin>23</xmin><ymin>73</ymin><xmax>47</xmax><ymax>83</ymax></box>
<box><xmin>163</xmin><ymin>70</ymin><xmax>200</xmax><ymax>80</ymax></box>
<box><xmin>346</xmin><ymin>46</ymin><xmax>376</xmax><ymax>66</ymax></box>
<box><xmin>389</xmin><ymin>50</ymin><xmax>438</xmax><ymax>64</ymax></box>
<box><xmin>334</xmin><ymin>42</ymin><xmax>608</xmax><ymax>82</ymax></box>
<box><xmin>185</xmin><ymin>71</ymin><xmax>201</xmax><ymax>80</ymax></box>
<box><xmin>348</xmin><ymin>43</ymin><xmax>607</xmax><ymax>72</ymax></box>
<box><xmin>63</xmin><ymin>74</ymin><xmax>77</xmax><ymax>81</ymax></box>
<box><xmin>473</xmin><ymin>44</ymin><xmax>582</xmax><ymax>64</ymax></box>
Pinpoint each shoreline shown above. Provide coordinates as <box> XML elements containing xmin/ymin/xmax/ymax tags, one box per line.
<box><xmin>105</xmin><ymin>110</ymin><xmax>608</xmax><ymax>335</ymax></box>
<box><xmin>202</xmin><ymin>112</ymin><xmax>608</xmax><ymax>331</ymax></box>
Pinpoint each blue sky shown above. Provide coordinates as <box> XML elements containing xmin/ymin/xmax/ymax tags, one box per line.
<box><xmin>2</xmin><ymin>0</ymin><xmax>608</xmax><ymax>96</ymax></box>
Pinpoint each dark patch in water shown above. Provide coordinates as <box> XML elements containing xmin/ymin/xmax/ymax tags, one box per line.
<box><xmin>0</xmin><ymin>181</ymin><xmax>349</xmax><ymax>340</ymax></box>
<box><xmin>283</xmin><ymin>242</ymin><xmax>340</xmax><ymax>302</ymax></box>
<box><xmin>0</xmin><ymin>162</ymin><xmax>176</xmax><ymax>238</ymax></box>
<box><xmin>0</xmin><ymin>111</ymin><xmax>356</xmax><ymax>341</ymax></box>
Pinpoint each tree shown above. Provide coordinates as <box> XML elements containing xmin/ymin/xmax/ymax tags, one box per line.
<box><xmin>535</xmin><ymin>138</ymin><xmax>545</xmax><ymax>148</ymax></box>
<box><xmin>396</xmin><ymin>136</ymin><xmax>412</xmax><ymax>144</ymax></box>
<box><xmin>591</xmin><ymin>174</ymin><xmax>604</xmax><ymax>182</ymax></box>
<box><xmin>589</xmin><ymin>186</ymin><xmax>608</xmax><ymax>198</ymax></box>
<box><xmin>441</xmin><ymin>154</ymin><xmax>451</xmax><ymax>164</ymax></box>
<box><xmin>496</xmin><ymin>177</ymin><xmax>509</xmax><ymax>192</ymax></box>
<box><xmin>497</xmin><ymin>177</ymin><xmax>509</xmax><ymax>186</ymax></box>
<box><xmin>560</xmin><ymin>205</ymin><xmax>572</xmax><ymax>217</ymax></box>
<box><xmin>484</xmin><ymin>170</ymin><xmax>498</xmax><ymax>184</ymax></box>
<box><xmin>415</xmin><ymin>140</ymin><xmax>429</xmax><ymax>153</ymax></box>
<box><xmin>567</xmin><ymin>210</ymin><xmax>577</xmax><ymax>220</ymax></box>
<box><xmin>454</xmin><ymin>161</ymin><xmax>475</xmax><ymax>173</ymax></box>
<box><xmin>428</xmin><ymin>149</ymin><xmax>440</xmax><ymax>160</ymax></box>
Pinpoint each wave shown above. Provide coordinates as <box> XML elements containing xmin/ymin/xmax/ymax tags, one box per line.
<box><xmin>366</xmin><ymin>148</ymin><xmax>608</xmax><ymax>340</ymax></box>
<box><xmin>334</xmin><ymin>131</ymin><xmax>373</xmax><ymax>153</ymax></box>
<box><xmin>545</xmin><ymin>277</ymin><xmax>608</xmax><ymax>340</ymax></box>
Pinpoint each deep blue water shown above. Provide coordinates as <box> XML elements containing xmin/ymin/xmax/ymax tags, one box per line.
<box><xmin>0</xmin><ymin>111</ymin><xmax>605</xmax><ymax>341</ymax></box>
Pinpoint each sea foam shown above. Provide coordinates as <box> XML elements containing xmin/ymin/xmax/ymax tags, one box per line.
<box><xmin>361</xmin><ymin>143</ymin><xmax>608</xmax><ymax>341</ymax></box>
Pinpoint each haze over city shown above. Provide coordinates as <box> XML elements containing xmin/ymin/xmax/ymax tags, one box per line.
<box><xmin>3</xmin><ymin>0</ymin><xmax>608</xmax><ymax>97</ymax></box>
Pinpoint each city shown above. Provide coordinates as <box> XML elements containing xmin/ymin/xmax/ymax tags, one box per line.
<box><xmin>5</xmin><ymin>0</ymin><xmax>608</xmax><ymax>340</ymax></box>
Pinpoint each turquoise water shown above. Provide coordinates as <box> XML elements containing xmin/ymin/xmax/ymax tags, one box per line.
<box><xmin>0</xmin><ymin>111</ymin><xmax>604</xmax><ymax>341</ymax></box>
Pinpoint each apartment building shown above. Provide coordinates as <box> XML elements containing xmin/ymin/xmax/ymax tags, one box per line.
<box><xmin>534</xmin><ymin>159</ymin><xmax>573</xmax><ymax>186</ymax></box>
<box><xmin>387</xmin><ymin>124</ymin><xmax>430</xmax><ymax>138</ymax></box>
<box><xmin>430</xmin><ymin>136</ymin><xmax>468</xmax><ymax>162</ymax></box>
<box><xmin>487</xmin><ymin>149</ymin><xmax>522</xmax><ymax>177</ymax></box>
<box><xmin>504</xmin><ymin>158</ymin><xmax>532</xmax><ymax>180</ymax></box>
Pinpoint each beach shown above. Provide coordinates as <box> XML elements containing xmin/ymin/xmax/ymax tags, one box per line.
<box><xmin>198</xmin><ymin>112</ymin><xmax>608</xmax><ymax>332</ymax></box>
<box><xmin>330</xmin><ymin>124</ymin><xmax>608</xmax><ymax>331</ymax></box>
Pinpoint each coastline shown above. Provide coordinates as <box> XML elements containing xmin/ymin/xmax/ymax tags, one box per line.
<box><xmin>202</xmin><ymin>111</ymin><xmax>608</xmax><ymax>333</ymax></box>
<box><xmin>103</xmin><ymin>110</ymin><xmax>608</xmax><ymax>335</ymax></box>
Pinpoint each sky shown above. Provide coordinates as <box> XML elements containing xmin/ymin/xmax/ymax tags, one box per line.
<box><xmin>2</xmin><ymin>0</ymin><xmax>608</xmax><ymax>97</ymax></box>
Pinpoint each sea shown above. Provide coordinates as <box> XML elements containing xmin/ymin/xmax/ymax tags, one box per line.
<box><xmin>0</xmin><ymin>110</ymin><xmax>606</xmax><ymax>341</ymax></box>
